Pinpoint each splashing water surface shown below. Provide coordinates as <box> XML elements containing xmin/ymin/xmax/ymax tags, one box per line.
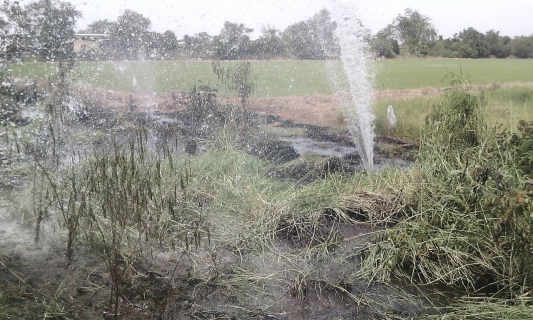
<box><xmin>329</xmin><ymin>0</ymin><xmax>375</xmax><ymax>170</ymax></box>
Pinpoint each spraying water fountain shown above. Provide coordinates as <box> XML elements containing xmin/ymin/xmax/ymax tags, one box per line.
<box><xmin>330</xmin><ymin>0</ymin><xmax>375</xmax><ymax>170</ymax></box>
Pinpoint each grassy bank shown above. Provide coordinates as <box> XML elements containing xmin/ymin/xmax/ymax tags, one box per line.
<box><xmin>361</xmin><ymin>80</ymin><xmax>533</xmax><ymax>318</ymax></box>
<box><xmin>0</xmin><ymin>122</ymin><xmax>424</xmax><ymax>318</ymax></box>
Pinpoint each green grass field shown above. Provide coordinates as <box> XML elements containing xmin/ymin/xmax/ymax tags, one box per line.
<box><xmin>8</xmin><ymin>60</ymin><xmax>339</xmax><ymax>97</ymax></box>
<box><xmin>8</xmin><ymin>59</ymin><xmax>533</xmax><ymax>96</ymax></box>
<box><xmin>373</xmin><ymin>58</ymin><xmax>533</xmax><ymax>90</ymax></box>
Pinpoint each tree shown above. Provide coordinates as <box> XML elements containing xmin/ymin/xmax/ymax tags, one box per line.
<box><xmin>83</xmin><ymin>19</ymin><xmax>115</xmax><ymax>34</ymax></box>
<box><xmin>282</xmin><ymin>9</ymin><xmax>339</xmax><ymax>60</ymax></box>
<box><xmin>1</xmin><ymin>1</ymin><xmax>36</xmax><ymax>125</ymax></box>
<box><xmin>112</xmin><ymin>10</ymin><xmax>151</xmax><ymax>60</ymax></box>
<box><xmin>393</xmin><ymin>8</ymin><xmax>437</xmax><ymax>55</ymax></box>
<box><xmin>1</xmin><ymin>0</ymin><xmax>29</xmax><ymax>61</ymax></box>
<box><xmin>160</xmin><ymin>30</ymin><xmax>178</xmax><ymax>58</ymax></box>
<box><xmin>212</xmin><ymin>61</ymin><xmax>255</xmax><ymax>107</ymax></box>
<box><xmin>183</xmin><ymin>32</ymin><xmax>214</xmax><ymax>59</ymax></box>
<box><xmin>140</xmin><ymin>30</ymin><xmax>177</xmax><ymax>59</ymax></box>
<box><xmin>25</xmin><ymin>0</ymin><xmax>81</xmax><ymax>61</ymax></box>
<box><xmin>429</xmin><ymin>36</ymin><xmax>458</xmax><ymax>58</ymax></box>
<box><xmin>512</xmin><ymin>36</ymin><xmax>533</xmax><ymax>58</ymax></box>
<box><xmin>501</xmin><ymin>35</ymin><xmax>513</xmax><ymax>57</ymax></box>
<box><xmin>456</xmin><ymin>27</ymin><xmax>488</xmax><ymax>58</ymax></box>
<box><xmin>484</xmin><ymin>30</ymin><xmax>512</xmax><ymax>58</ymax></box>
<box><xmin>370</xmin><ymin>26</ymin><xmax>399</xmax><ymax>58</ymax></box>
<box><xmin>250</xmin><ymin>27</ymin><xmax>286</xmax><ymax>59</ymax></box>
<box><xmin>144</xmin><ymin>31</ymin><xmax>162</xmax><ymax>59</ymax></box>
<box><xmin>212</xmin><ymin>21</ymin><xmax>253</xmax><ymax>60</ymax></box>
<box><xmin>451</xmin><ymin>41</ymin><xmax>477</xmax><ymax>58</ymax></box>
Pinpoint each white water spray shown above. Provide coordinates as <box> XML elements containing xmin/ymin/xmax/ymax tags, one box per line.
<box><xmin>329</xmin><ymin>0</ymin><xmax>375</xmax><ymax>170</ymax></box>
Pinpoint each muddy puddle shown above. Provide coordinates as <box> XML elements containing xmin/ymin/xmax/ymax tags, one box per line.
<box><xmin>280</xmin><ymin>135</ymin><xmax>413</xmax><ymax>171</ymax></box>
<box><xmin>280</xmin><ymin>136</ymin><xmax>358</xmax><ymax>158</ymax></box>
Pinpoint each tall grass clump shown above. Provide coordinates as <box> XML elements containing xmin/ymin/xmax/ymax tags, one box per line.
<box><xmin>28</xmin><ymin>130</ymin><xmax>209</xmax><ymax>317</ymax></box>
<box><xmin>358</xmin><ymin>75</ymin><xmax>533</xmax><ymax>311</ymax></box>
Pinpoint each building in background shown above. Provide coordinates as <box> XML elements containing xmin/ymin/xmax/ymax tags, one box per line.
<box><xmin>73</xmin><ymin>34</ymin><xmax>110</xmax><ymax>58</ymax></box>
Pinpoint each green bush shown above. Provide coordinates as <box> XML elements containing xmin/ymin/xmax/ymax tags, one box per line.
<box><xmin>508</xmin><ymin>120</ymin><xmax>533</xmax><ymax>179</ymax></box>
<box><xmin>423</xmin><ymin>74</ymin><xmax>486</xmax><ymax>150</ymax></box>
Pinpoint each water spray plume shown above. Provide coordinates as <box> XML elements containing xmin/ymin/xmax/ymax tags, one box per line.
<box><xmin>330</xmin><ymin>0</ymin><xmax>375</xmax><ymax>170</ymax></box>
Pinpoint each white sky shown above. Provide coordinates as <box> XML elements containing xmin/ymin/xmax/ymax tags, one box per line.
<box><xmin>19</xmin><ymin>0</ymin><xmax>533</xmax><ymax>38</ymax></box>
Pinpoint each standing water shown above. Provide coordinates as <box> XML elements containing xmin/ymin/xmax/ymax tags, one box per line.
<box><xmin>329</xmin><ymin>0</ymin><xmax>375</xmax><ymax>170</ymax></box>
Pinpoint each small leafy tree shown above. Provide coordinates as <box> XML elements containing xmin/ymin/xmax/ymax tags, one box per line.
<box><xmin>424</xmin><ymin>73</ymin><xmax>485</xmax><ymax>149</ymax></box>
<box><xmin>212</xmin><ymin>61</ymin><xmax>256</xmax><ymax>108</ymax></box>
<box><xmin>370</xmin><ymin>26</ymin><xmax>400</xmax><ymax>58</ymax></box>
<box><xmin>111</xmin><ymin>10</ymin><xmax>151</xmax><ymax>60</ymax></box>
<box><xmin>185</xmin><ymin>84</ymin><xmax>219</xmax><ymax>125</ymax></box>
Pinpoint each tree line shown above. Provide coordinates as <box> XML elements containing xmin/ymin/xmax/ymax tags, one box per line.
<box><xmin>1</xmin><ymin>0</ymin><xmax>339</xmax><ymax>61</ymax></box>
<box><xmin>370</xmin><ymin>8</ymin><xmax>533</xmax><ymax>59</ymax></box>
<box><xmin>83</xmin><ymin>8</ymin><xmax>340</xmax><ymax>61</ymax></box>
<box><xmin>1</xmin><ymin>0</ymin><xmax>533</xmax><ymax>62</ymax></box>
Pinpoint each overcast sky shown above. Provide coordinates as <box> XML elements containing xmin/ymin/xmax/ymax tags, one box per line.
<box><xmin>20</xmin><ymin>0</ymin><xmax>533</xmax><ymax>38</ymax></box>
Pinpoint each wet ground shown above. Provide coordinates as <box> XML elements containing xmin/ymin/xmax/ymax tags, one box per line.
<box><xmin>280</xmin><ymin>135</ymin><xmax>413</xmax><ymax>171</ymax></box>
<box><xmin>0</xmin><ymin>90</ymin><xmax>430</xmax><ymax>319</ymax></box>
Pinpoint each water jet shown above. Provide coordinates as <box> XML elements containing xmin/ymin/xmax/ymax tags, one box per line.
<box><xmin>330</xmin><ymin>0</ymin><xmax>375</xmax><ymax>170</ymax></box>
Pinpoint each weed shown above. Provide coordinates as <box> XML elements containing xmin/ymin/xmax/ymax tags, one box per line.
<box><xmin>335</xmin><ymin>108</ymin><xmax>345</xmax><ymax>125</ymax></box>
<box><xmin>424</xmin><ymin>73</ymin><xmax>486</xmax><ymax>149</ymax></box>
<box><xmin>184</xmin><ymin>84</ymin><xmax>219</xmax><ymax>125</ymax></box>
